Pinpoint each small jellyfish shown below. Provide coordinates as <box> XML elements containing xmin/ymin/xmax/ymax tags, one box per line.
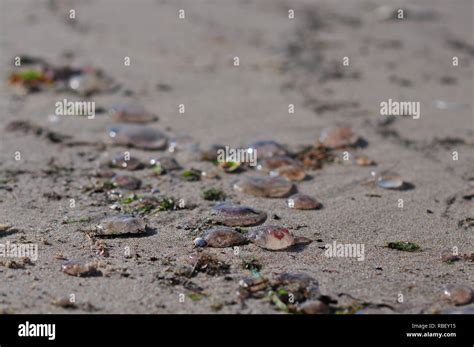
<box><xmin>168</xmin><ymin>135</ymin><xmax>200</xmax><ymax>154</ymax></box>
<box><xmin>68</xmin><ymin>70</ymin><xmax>114</xmax><ymax>96</ymax></box>
<box><xmin>111</xmin><ymin>104</ymin><xmax>157</xmax><ymax>123</ymax></box>
<box><xmin>211</xmin><ymin>203</ymin><xmax>267</xmax><ymax>227</ymax></box>
<box><xmin>218</xmin><ymin>161</ymin><xmax>242</xmax><ymax>173</ymax></box>
<box><xmin>107</xmin><ymin>124</ymin><xmax>168</xmax><ymax>150</ymax></box>
<box><xmin>443</xmin><ymin>284</ymin><xmax>473</xmax><ymax>306</ymax></box>
<box><xmin>258</xmin><ymin>156</ymin><xmax>301</xmax><ymax>171</ymax></box>
<box><xmin>247</xmin><ymin>225</ymin><xmax>295</xmax><ymax>250</ymax></box>
<box><xmin>233</xmin><ymin>176</ymin><xmax>294</xmax><ymax>198</ymax></box>
<box><xmin>194</xmin><ymin>227</ymin><xmax>248</xmax><ymax>248</ymax></box>
<box><xmin>111</xmin><ymin>175</ymin><xmax>142</xmax><ymax>190</ymax></box>
<box><xmin>372</xmin><ymin>170</ymin><xmax>405</xmax><ymax>189</ymax></box>
<box><xmin>270</xmin><ymin>165</ymin><xmax>306</xmax><ymax>181</ymax></box>
<box><xmin>248</xmin><ymin>140</ymin><xmax>289</xmax><ymax>159</ymax></box>
<box><xmin>149</xmin><ymin>157</ymin><xmax>181</xmax><ymax>172</ymax></box>
<box><xmin>319</xmin><ymin>126</ymin><xmax>359</xmax><ymax>149</ymax></box>
<box><xmin>287</xmin><ymin>194</ymin><xmax>322</xmax><ymax>210</ymax></box>
<box><xmin>95</xmin><ymin>215</ymin><xmax>146</xmax><ymax>236</ymax></box>
<box><xmin>61</xmin><ymin>260</ymin><xmax>99</xmax><ymax>277</ymax></box>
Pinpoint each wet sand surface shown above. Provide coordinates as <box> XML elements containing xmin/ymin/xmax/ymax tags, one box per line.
<box><xmin>0</xmin><ymin>0</ymin><xmax>472</xmax><ymax>313</ymax></box>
